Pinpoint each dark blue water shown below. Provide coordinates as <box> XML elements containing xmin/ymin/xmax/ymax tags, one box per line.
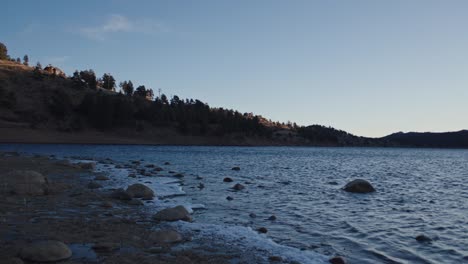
<box><xmin>2</xmin><ymin>144</ymin><xmax>468</xmax><ymax>264</ymax></box>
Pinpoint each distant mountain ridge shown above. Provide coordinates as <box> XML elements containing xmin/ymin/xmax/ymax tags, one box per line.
<box><xmin>383</xmin><ymin>130</ymin><xmax>468</xmax><ymax>148</ymax></box>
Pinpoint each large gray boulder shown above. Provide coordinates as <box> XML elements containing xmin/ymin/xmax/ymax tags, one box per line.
<box><xmin>343</xmin><ymin>179</ymin><xmax>375</xmax><ymax>193</ymax></box>
<box><xmin>19</xmin><ymin>240</ymin><xmax>72</xmax><ymax>262</ymax></box>
<box><xmin>0</xmin><ymin>170</ymin><xmax>48</xmax><ymax>195</ymax></box>
<box><xmin>126</xmin><ymin>183</ymin><xmax>155</xmax><ymax>200</ymax></box>
<box><xmin>153</xmin><ymin>205</ymin><xmax>192</xmax><ymax>222</ymax></box>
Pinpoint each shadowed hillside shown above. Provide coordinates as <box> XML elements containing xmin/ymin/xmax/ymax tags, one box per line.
<box><xmin>0</xmin><ymin>43</ymin><xmax>467</xmax><ymax>148</ymax></box>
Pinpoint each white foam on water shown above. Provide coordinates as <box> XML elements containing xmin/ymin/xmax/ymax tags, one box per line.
<box><xmin>169</xmin><ymin>221</ymin><xmax>330</xmax><ymax>264</ymax></box>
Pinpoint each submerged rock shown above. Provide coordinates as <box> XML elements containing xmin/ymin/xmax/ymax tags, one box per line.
<box><xmin>77</xmin><ymin>162</ymin><xmax>96</xmax><ymax>170</ymax></box>
<box><xmin>226</xmin><ymin>196</ymin><xmax>234</xmax><ymax>201</ymax></box>
<box><xmin>126</xmin><ymin>183</ymin><xmax>155</xmax><ymax>199</ymax></box>
<box><xmin>110</xmin><ymin>188</ymin><xmax>132</xmax><ymax>201</ymax></box>
<box><xmin>233</xmin><ymin>183</ymin><xmax>245</xmax><ymax>191</ymax></box>
<box><xmin>249</xmin><ymin>213</ymin><xmax>257</xmax><ymax>218</ymax></box>
<box><xmin>329</xmin><ymin>256</ymin><xmax>346</xmax><ymax>264</ymax></box>
<box><xmin>164</xmin><ymin>162</ymin><xmax>171</xmax><ymax>165</ymax></box>
<box><xmin>149</xmin><ymin>229</ymin><xmax>183</xmax><ymax>244</ymax></box>
<box><xmin>223</xmin><ymin>177</ymin><xmax>233</xmax><ymax>182</ymax></box>
<box><xmin>19</xmin><ymin>240</ymin><xmax>72</xmax><ymax>262</ymax></box>
<box><xmin>258</xmin><ymin>227</ymin><xmax>268</xmax><ymax>234</ymax></box>
<box><xmin>343</xmin><ymin>179</ymin><xmax>375</xmax><ymax>193</ymax></box>
<box><xmin>269</xmin><ymin>256</ymin><xmax>283</xmax><ymax>262</ymax></box>
<box><xmin>153</xmin><ymin>205</ymin><xmax>192</xmax><ymax>222</ymax></box>
<box><xmin>415</xmin><ymin>234</ymin><xmax>432</xmax><ymax>242</ymax></box>
<box><xmin>0</xmin><ymin>170</ymin><xmax>48</xmax><ymax>195</ymax></box>
<box><xmin>94</xmin><ymin>175</ymin><xmax>110</xmax><ymax>181</ymax></box>
<box><xmin>92</xmin><ymin>242</ymin><xmax>120</xmax><ymax>253</ymax></box>
<box><xmin>128</xmin><ymin>199</ymin><xmax>144</xmax><ymax>206</ymax></box>
<box><xmin>87</xmin><ymin>181</ymin><xmax>102</xmax><ymax>189</ymax></box>
<box><xmin>268</xmin><ymin>215</ymin><xmax>277</xmax><ymax>221</ymax></box>
<box><xmin>232</xmin><ymin>166</ymin><xmax>241</xmax><ymax>171</ymax></box>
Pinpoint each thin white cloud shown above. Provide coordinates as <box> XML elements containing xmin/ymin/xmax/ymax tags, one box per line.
<box><xmin>79</xmin><ymin>14</ymin><xmax>169</xmax><ymax>40</ymax></box>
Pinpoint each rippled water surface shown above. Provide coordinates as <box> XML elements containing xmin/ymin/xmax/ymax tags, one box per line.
<box><xmin>2</xmin><ymin>145</ymin><xmax>468</xmax><ymax>264</ymax></box>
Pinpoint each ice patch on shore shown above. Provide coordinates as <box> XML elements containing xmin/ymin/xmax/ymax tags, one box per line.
<box><xmin>169</xmin><ymin>221</ymin><xmax>329</xmax><ymax>264</ymax></box>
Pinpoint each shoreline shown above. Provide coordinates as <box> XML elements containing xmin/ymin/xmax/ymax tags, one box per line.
<box><xmin>0</xmin><ymin>151</ymin><xmax>330</xmax><ymax>264</ymax></box>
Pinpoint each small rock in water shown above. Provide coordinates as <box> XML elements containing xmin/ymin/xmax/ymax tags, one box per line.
<box><xmin>87</xmin><ymin>182</ymin><xmax>102</xmax><ymax>189</ymax></box>
<box><xmin>128</xmin><ymin>199</ymin><xmax>144</xmax><ymax>206</ymax></box>
<box><xmin>101</xmin><ymin>201</ymin><xmax>113</xmax><ymax>208</ymax></box>
<box><xmin>19</xmin><ymin>240</ymin><xmax>72</xmax><ymax>262</ymax></box>
<box><xmin>126</xmin><ymin>183</ymin><xmax>155</xmax><ymax>200</ymax></box>
<box><xmin>328</xmin><ymin>181</ymin><xmax>339</xmax><ymax>185</ymax></box>
<box><xmin>249</xmin><ymin>213</ymin><xmax>257</xmax><ymax>218</ymax></box>
<box><xmin>174</xmin><ymin>173</ymin><xmax>184</xmax><ymax>178</ymax></box>
<box><xmin>415</xmin><ymin>234</ymin><xmax>432</xmax><ymax>242</ymax></box>
<box><xmin>196</xmin><ymin>176</ymin><xmax>204</xmax><ymax>180</ymax></box>
<box><xmin>329</xmin><ymin>256</ymin><xmax>346</xmax><ymax>264</ymax></box>
<box><xmin>110</xmin><ymin>188</ymin><xmax>132</xmax><ymax>201</ymax></box>
<box><xmin>232</xmin><ymin>166</ymin><xmax>241</xmax><ymax>171</ymax></box>
<box><xmin>198</xmin><ymin>183</ymin><xmax>205</xmax><ymax>189</ymax></box>
<box><xmin>232</xmin><ymin>183</ymin><xmax>245</xmax><ymax>191</ymax></box>
<box><xmin>258</xmin><ymin>227</ymin><xmax>268</xmax><ymax>233</ymax></box>
<box><xmin>343</xmin><ymin>179</ymin><xmax>375</xmax><ymax>193</ymax></box>
<box><xmin>77</xmin><ymin>162</ymin><xmax>96</xmax><ymax>170</ymax></box>
<box><xmin>164</xmin><ymin>162</ymin><xmax>171</xmax><ymax>165</ymax></box>
<box><xmin>94</xmin><ymin>175</ymin><xmax>110</xmax><ymax>181</ymax></box>
<box><xmin>223</xmin><ymin>177</ymin><xmax>233</xmax><ymax>182</ymax></box>
<box><xmin>269</xmin><ymin>256</ymin><xmax>283</xmax><ymax>262</ymax></box>
<box><xmin>268</xmin><ymin>215</ymin><xmax>277</xmax><ymax>221</ymax></box>
<box><xmin>92</xmin><ymin>242</ymin><xmax>119</xmax><ymax>253</ymax></box>
<box><xmin>226</xmin><ymin>196</ymin><xmax>234</xmax><ymax>201</ymax></box>
<box><xmin>153</xmin><ymin>205</ymin><xmax>192</xmax><ymax>222</ymax></box>
<box><xmin>149</xmin><ymin>229</ymin><xmax>183</xmax><ymax>244</ymax></box>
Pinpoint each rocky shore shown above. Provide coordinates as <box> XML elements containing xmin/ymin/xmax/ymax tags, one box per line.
<box><xmin>0</xmin><ymin>151</ymin><xmax>329</xmax><ymax>264</ymax></box>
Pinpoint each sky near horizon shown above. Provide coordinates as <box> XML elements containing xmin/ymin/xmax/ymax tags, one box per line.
<box><xmin>2</xmin><ymin>0</ymin><xmax>467</xmax><ymax>137</ymax></box>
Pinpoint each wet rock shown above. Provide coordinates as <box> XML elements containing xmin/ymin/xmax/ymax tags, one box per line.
<box><xmin>19</xmin><ymin>240</ymin><xmax>72</xmax><ymax>262</ymax></box>
<box><xmin>0</xmin><ymin>257</ymin><xmax>24</xmax><ymax>264</ymax></box>
<box><xmin>169</xmin><ymin>171</ymin><xmax>176</xmax><ymax>174</ymax></box>
<box><xmin>328</xmin><ymin>181</ymin><xmax>339</xmax><ymax>185</ymax></box>
<box><xmin>101</xmin><ymin>201</ymin><xmax>113</xmax><ymax>208</ymax></box>
<box><xmin>249</xmin><ymin>213</ymin><xmax>257</xmax><ymax>218</ymax></box>
<box><xmin>164</xmin><ymin>162</ymin><xmax>171</xmax><ymax>165</ymax></box>
<box><xmin>94</xmin><ymin>175</ymin><xmax>110</xmax><ymax>181</ymax></box>
<box><xmin>87</xmin><ymin>181</ymin><xmax>102</xmax><ymax>189</ymax></box>
<box><xmin>174</xmin><ymin>173</ymin><xmax>184</xmax><ymax>178</ymax></box>
<box><xmin>198</xmin><ymin>183</ymin><xmax>205</xmax><ymax>189</ymax></box>
<box><xmin>77</xmin><ymin>162</ymin><xmax>96</xmax><ymax>170</ymax></box>
<box><xmin>92</xmin><ymin>242</ymin><xmax>119</xmax><ymax>253</ymax></box>
<box><xmin>126</xmin><ymin>183</ymin><xmax>155</xmax><ymax>199</ymax></box>
<box><xmin>343</xmin><ymin>179</ymin><xmax>375</xmax><ymax>193</ymax></box>
<box><xmin>232</xmin><ymin>166</ymin><xmax>241</xmax><ymax>171</ymax></box>
<box><xmin>233</xmin><ymin>183</ymin><xmax>245</xmax><ymax>191</ymax></box>
<box><xmin>196</xmin><ymin>176</ymin><xmax>204</xmax><ymax>180</ymax></box>
<box><xmin>145</xmin><ymin>164</ymin><xmax>155</xmax><ymax>168</ymax></box>
<box><xmin>0</xmin><ymin>170</ymin><xmax>49</xmax><ymax>195</ymax></box>
<box><xmin>269</xmin><ymin>256</ymin><xmax>283</xmax><ymax>262</ymax></box>
<box><xmin>329</xmin><ymin>256</ymin><xmax>346</xmax><ymax>264</ymax></box>
<box><xmin>110</xmin><ymin>188</ymin><xmax>132</xmax><ymax>201</ymax></box>
<box><xmin>268</xmin><ymin>215</ymin><xmax>277</xmax><ymax>221</ymax></box>
<box><xmin>153</xmin><ymin>205</ymin><xmax>192</xmax><ymax>222</ymax></box>
<box><xmin>153</xmin><ymin>167</ymin><xmax>163</xmax><ymax>172</ymax></box>
<box><xmin>415</xmin><ymin>234</ymin><xmax>432</xmax><ymax>242</ymax></box>
<box><xmin>258</xmin><ymin>227</ymin><xmax>268</xmax><ymax>234</ymax></box>
<box><xmin>223</xmin><ymin>177</ymin><xmax>233</xmax><ymax>182</ymax></box>
<box><xmin>128</xmin><ymin>199</ymin><xmax>144</xmax><ymax>206</ymax></box>
<box><xmin>149</xmin><ymin>229</ymin><xmax>183</xmax><ymax>244</ymax></box>
<box><xmin>131</xmin><ymin>160</ymin><xmax>140</xmax><ymax>164</ymax></box>
<box><xmin>226</xmin><ymin>196</ymin><xmax>234</xmax><ymax>201</ymax></box>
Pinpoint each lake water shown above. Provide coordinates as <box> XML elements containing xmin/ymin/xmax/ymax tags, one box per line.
<box><xmin>1</xmin><ymin>144</ymin><xmax>467</xmax><ymax>264</ymax></box>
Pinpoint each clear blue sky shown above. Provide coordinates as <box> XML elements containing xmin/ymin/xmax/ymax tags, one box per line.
<box><xmin>2</xmin><ymin>0</ymin><xmax>467</xmax><ymax>137</ymax></box>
